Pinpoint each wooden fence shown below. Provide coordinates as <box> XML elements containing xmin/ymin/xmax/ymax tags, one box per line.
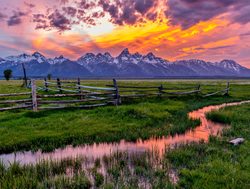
<box><xmin>0</xmin><ymin>79</ymin><xmax>230</xmax><ymax>112</ymax></box>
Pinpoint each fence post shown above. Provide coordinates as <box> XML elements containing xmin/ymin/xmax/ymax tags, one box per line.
<box><xmin>225</xmin><ymin>82</ymin><xmax>230</xmax><ymax>96</ymax></box>
<box><xmin>197</xmin><ymin>84</ymin><xmax>201</xmax><ymax>95</ymax></box>
<box><xmin>44</xmin><ymin>78</ymin><xmax>48</xmax><ymax>92</ymax></box>
<box><xmin>31</xmin><ymin>80</ymin><xmax>38</xmax><ymax>112</ymax></box>
<box><xmin>113</xmin><ymin>78</ymin><xmax>121</xmax><ymax>106</ymax></box>
<box><xmin>57</xmin><ymin>78</ymin><xmax>62</xmax><ymax>93</ymax></box>
<box><xmin>77</xmin><ymin>77</ymin><xmax>82</xmax><ymax>99</ymax></box>
<box><xmin>158</xmin><ymin>84</ymin><xmax>163</xmax><ymax>97</ymax></box>
<box><xmin>27</xmin><ymin>80</ymin><xmax>31</xmax><ymax>89</ymax></box>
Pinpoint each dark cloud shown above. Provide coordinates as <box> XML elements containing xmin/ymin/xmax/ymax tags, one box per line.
<box><xmin>98</xmin><ymin>0</ymin><xmax>158</xmax><ymax>25</ymax></box>
<box><xmin>7</xmin><ymin>0</ymin><xmax>249</xmax><ymax>32</ymax></box>
<box><xmin>33</xmin><ymin>10</ymin><xmax>72</xmax><ymax>31</ymax></box>
<box><xmin>209</xmin><ymin>45</ymin><xmax>234</xmax><ymax>50</ymax></box>
<box><xmin>146</xmin><ymin>12</ymin><xmax>158</xmax><ymax>21</ymax></box>
<box><xmin>77</xmin><ymin>0</ymin><xmax>96</xmax><ymax>9</ymax></box>
<box><xmin>76</xmin><ymin>9</ymin><xmax>85</xmax><ymax>19</ymax></box>
<box><xmin>135</xmin><ymin>0</ymin><xmax>154</xmax><ymax>14</ymax></box>
<box><xmin>24</xmin><ymin>1</ymin><xmax>35</xmax><ymax>8</ymax></box>
<box><xmin>62</xmin><ymin>6</ymin><xmax>77</xmax><ymax>17</ymax></box>
<box><xmin>31</xmin><ymin>0</ymin><xmax>159</xmax><ymax>31</ymax></box>
<box><xmin>194</xmin><ymin>47</ymin><xmax>205</xmax><ymax>51</ymax></box>
<box><xmin>33</xmin><ymin>14</ymin><xmax>50</xmax><ymax>30</ymax></box>
<box><xmin>92</xmin><ymin>12</ymin><xmax>105</xmax><ymax>19</ymax></box>
<box><xmin>7</xmin><ymin>11</ymin><xmax>28</xmax><ymax>26</ymax></box>
<box><xmin>33</xmin><ymin>1</ymin><xmax>104</xmax><ymax>31</ymax></box>
<box><xmin>165</xmin><ymin>0</ymin><xmax>250</xmax><ymax>29</ymax></box>
<box><xmin>0</xmin><ymin>12</ymin><xmax>7</xmax><ymax>21</ymax></box>
<box><xmin>232</xmin><ymin>5</ymin><xmax>250</xmax><ymax>25</ymax></box>
<box><xmin>48</xmin><ymin>10</ymin><xmax>71</xmax><ymax>31</ymax></box>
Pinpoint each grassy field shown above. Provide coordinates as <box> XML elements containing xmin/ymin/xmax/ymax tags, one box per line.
<box><xmin>0</xmin><ymin>79</ymin><xmax>250</xmax><ymax>188</ymax></box>
<box><xmin>0</xmin><ymin>79</ymin><xmax>250</xmax><ymax>153</ymax></box>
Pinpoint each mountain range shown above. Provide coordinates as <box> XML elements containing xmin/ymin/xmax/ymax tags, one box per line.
<box><xmin>0</xmin><ymin>49</ymin><xmax>249</xmax><ymax>78</ymax></box>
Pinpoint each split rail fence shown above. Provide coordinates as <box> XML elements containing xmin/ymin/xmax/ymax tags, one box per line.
<box><xmin>0</xmin><ymin>79</ymin><xmax>230</xmax><ymax>112</ymax></box>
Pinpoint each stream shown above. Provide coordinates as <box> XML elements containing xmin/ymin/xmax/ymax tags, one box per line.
<box><xmin>1</xmin><ymin>100</ymin><xmax>250</xmax><ymax>165</ymax></box>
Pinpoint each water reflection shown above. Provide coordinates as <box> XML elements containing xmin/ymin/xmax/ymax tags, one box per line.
<box><xmin>1</xmin><ymin>100</ymin><xmax>249</xmax><ymax>165</ymax></box>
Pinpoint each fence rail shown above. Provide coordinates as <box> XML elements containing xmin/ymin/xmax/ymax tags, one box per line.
<box><xmin>0</xmin><ymin>91</ymin><xmax>32</xmax><ymax>111</ymax></box>
<box><xmin>0</xmin><ymin>92</ymin><xmax>31</xmax><ymax>97</ymax></box>
<box><xmin>0</xmin><ymin>79</ymin><xmax>231</xmax><ymax>112</ymax></box>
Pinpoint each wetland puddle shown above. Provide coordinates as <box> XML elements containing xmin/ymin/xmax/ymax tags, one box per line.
<box><xmin>1</xmin><ymin>100</ymin><xmax>250</xmax><ymax>165</ymax></box>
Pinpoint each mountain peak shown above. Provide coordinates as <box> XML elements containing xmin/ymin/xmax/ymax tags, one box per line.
<box><xmin>132</xmin><ymin>52</ymin><xmax>143</xmax><ymax>60</ymax></box>
<box><xmin>19</xmin><ymin>53</ymin><xmax>30</xmax><ymax>58</ymax></box>
<box><xmin>104</xmin><ymin>52</ymin><xmax>112</xmax><ymax>58</ymax></box>
<box><xmin>84</xmin><ymin>53</ymin><xmax>95</xmax><ymax>58</ymax></box>
<box><xmin>47</xmin><ymin>55</ymin><xmax>68</xmax><ymax>64</ymax></box>
<box><xmin>57</xmin><ymin>55</ymin><xmax>64</xmax><ymax>59</ymax></box>
<box><xmin>145</xmin><ymin>52</ymin><xmax>155</xmax><ymax>59</ymax></box>
<box><xmin>32</xmin><ymin>51</ymin><xmax>45</xmax><ymax>58</ymax></box>
<box><xmin>1</xmin><ymin>50</ymin><xmax>249</xmax><ymax>77</ymax></box>
<box><xmin>220</xmin><ymin>59</ymin><xmax>237</xmax><ymax>64</ymax></box>
<box><xmin>119</xmin><ymin>48</ymin><xmax>130</xmax><ymax>57</ymax></box>
<box><xmin>5</xmin><ymin>53</ymin><xmax>34</xmax><ymax>63</ymax></box>
<box><xmin>217</xmin><ymin>59</ymin><xmax>242</xmax><ymax>72</ymax></box>
<box><xmin>96</xmin><ymin>53</ymin><xmax>103</xmax><ymax>57</ymax></box>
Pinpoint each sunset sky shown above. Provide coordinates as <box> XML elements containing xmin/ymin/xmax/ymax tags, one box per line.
<box><xmin>0</xmin><ymin>0</ymin><xmax>250</xmax><ymax>67</ymax></box>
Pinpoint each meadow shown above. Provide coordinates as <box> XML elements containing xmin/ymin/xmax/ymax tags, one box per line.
<box><xmin>0</xmin><ymin>79</ymin><xmax>249</xmax><ymax>153</ymax></box>
<box><xmin>0</xmin><ymin>79</ymin><xmax>250</xmax><ymax>188</ymax></box>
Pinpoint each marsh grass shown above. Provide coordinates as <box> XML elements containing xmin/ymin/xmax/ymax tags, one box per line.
<box><xmin>0</xmin><ymin>149</ymin><xmax>176</xmax><ymax>189</ymax></box>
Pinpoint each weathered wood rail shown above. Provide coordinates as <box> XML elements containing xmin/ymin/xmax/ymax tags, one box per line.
<box><xmin>0</xmin><ymin>79</ymin><xmax>230</xmax><ymax>112</ymax></box>
<box><xmin>0</xmin><ymin>92</ymin><xmax>33</xmax><ymax>111</ymax></box>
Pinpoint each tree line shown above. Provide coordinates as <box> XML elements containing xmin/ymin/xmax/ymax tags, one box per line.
<box><xmin>2</xmin><ymin>69</ymin><xmax>52</xmax><ymax>81</ymax></box>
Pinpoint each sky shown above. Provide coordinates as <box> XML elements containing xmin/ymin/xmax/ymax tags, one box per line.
<box><xmin>0</xmin><ymin>0</ymin><xmax>250</xmax><ymax>67</ymax></box>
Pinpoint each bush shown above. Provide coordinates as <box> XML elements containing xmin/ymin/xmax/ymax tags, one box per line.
<box><xmin>3</xmin><ymin>69</ymin><xmax>12</xmax><ymax>81</ymax></box>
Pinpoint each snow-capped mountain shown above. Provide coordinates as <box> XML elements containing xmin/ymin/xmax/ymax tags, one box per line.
<box><xmin>0</xmin><ymin>49</ymin><xmax>249</xmax><ymax>78</ymax></box>
<box><xmin>48</xmin><ymin>55</ymin><xmax>69</xmax><ymax>65</ymax></box>
<box><xmin>31</xmin><ymin>52</ymin><xmax>47</xmax><ymax>63</ymax></box>
<box><xmin>2</xmin><ymin>52</ymin><xmax>47</xmax><ymax>65</ymax></box>
<box><xmin>215</xmin><ymin>60</ymin><xmax>243</xmax><ymax>73</ymax></box>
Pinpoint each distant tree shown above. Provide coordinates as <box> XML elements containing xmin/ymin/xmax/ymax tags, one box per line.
<box><xmin>3</xmin><ymin>69</ymin><xmax>12</xmax><ymax>81</ymax></box>
<box><xmin>47</xmin><ymin>74</ymin><xmax>52</xmax><ymax>80</ymax></box>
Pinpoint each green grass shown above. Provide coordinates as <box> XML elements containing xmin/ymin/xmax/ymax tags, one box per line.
<box><xmin>1</xmin><ymin>79</ymin><xmax>250</xmax><ymax>188</ymax></box>
<box><xmin>0</xmin><ymin>80</ymin><xmax>250</xmax><ymax>153</ymax></box>
<box><xmin>1</xmin><ymin>103</ymin><xmax>249</xmax><ymax>188</ymax></box>
<box><xmin>165</xmin><ymin>103</ymin><xmax>250</xmax><ymax>189</ymax></box>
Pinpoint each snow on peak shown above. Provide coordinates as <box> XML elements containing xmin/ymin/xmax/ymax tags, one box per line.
<box><xmin>0</xmin><ymin>57</ymin><xmax>5</xmax><ymax>64</ymax></box>
<box><xmin>134</xmin><ymin>52</ymin><xmax>142</xmax><ymax>58</ymax></box>
<box><xmin>77</xmin><ymin>53</ymin><xmax>96</xmax><ymax>65</ymax></box>
<box><xmin>216</xmin><ymin>59</ymin><xmax>241</xmax><ymax>72</ymax></box>
<box><xmin>2</xmin><ymin>52</ymin><xmax>48</xmax><ymax>64</ymax></box>
<box><xmin>104</xmin><ymin>52</ymin><xmax>112</xmax><ymax>58</ymax></box>
<box><xmin>119</xmin><ymin>48</ymin><xmax>130</xmax><ymax>57</ymax></box>
<box><xmin>6</xmin><ymin>53</ymin><xmax>36</xmax><ymax>63</ymax></box>
<box><xmin>48</xmin><ymin>55</ymin><xmax>68</xmax><ymax>64</ymax></box>
<box><xmin>32</xmin><ymin>52</ymin><xmax>45</xmax><ymax>58</ymax></box>
<box><xmin>32</xmin><ymin>52</ymin><xmax>47</xmax><ymax>63</ymax></box>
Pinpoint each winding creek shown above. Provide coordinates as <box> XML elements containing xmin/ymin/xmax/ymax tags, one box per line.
<box><xmin>1</xmin><ymin>100</ymin><xmax>250</xmax><ymax>165</ymax></box>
